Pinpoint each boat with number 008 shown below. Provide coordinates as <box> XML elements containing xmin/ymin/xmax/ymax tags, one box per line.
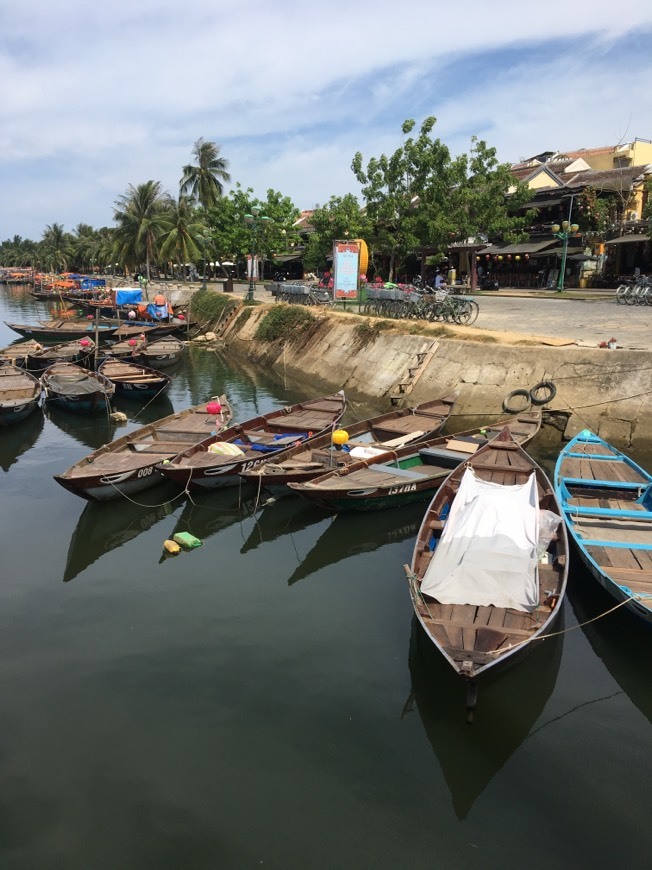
<box><xmin>405</xmin><ymin>429</ymin><xmax>568</xmax><ymax>691</ymax></box>
<box><xmin>157</xmin><ymin>392</ymin><xmax>347</xmax><ymax>490</ymax></box>
<box><xmin>53</xmin><ymin>396</ymin><xmax>232</xmax><ymax>501</ymax></box>
<box><xmin>554</xmin><ymin>430</ymin><xmax>652</xmax><ymax>625</ymax></box>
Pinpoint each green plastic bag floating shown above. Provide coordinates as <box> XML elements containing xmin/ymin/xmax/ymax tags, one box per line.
<box><xmin>173</xmin><ymin>532</ymin><xmax>203</xmax><ymax>550</ymax></box>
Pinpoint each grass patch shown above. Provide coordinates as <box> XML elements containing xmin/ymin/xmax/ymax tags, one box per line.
<box><xmin>190</xmin><ymin>287</ymin><xmax>237</xmax><ymax>322</ymax></box>
<box><xmin>234</xmin><ymin>307</ymin><xmax>253</xmax><ymax>328</ymax></box>
<box><xmin>353</xmin><ymin>320</ymin><xmax>382</xmax><ymax>348</ymax></box>
<box><xmin>255</xmin><ymin>305</ymin><xmax>318</xmax><ymax>343</ymax></box>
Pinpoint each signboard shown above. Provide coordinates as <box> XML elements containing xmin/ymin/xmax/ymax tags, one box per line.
<box><xmin>333</xmin><ymin>241</ymin><xmax>360</xmax><ymax>299</ymax></box>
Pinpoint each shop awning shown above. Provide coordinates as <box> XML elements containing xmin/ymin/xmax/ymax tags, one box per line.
<box><xmin>478</xmin><ymin>240</ymin><xmax>557</xmax><ymax>256</ymax></box>
<box><xmin>273</xmin><ymin>254</ymin><xmax>303</xmax><ymax>263</ymax></box>
<box><xmin>604</xmin><ymin>234</ymin><xmax>650</xmax><ymax>245</ymax></box>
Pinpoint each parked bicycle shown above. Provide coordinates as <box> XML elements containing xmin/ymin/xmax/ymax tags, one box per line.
<box><xmin>616</xmin><ymin>276</ymin><xmax>651</xmax><ymax>305</ymax></box>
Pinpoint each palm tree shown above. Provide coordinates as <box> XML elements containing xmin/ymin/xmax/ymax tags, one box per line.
<box><xmin>113</xmin><ymin>181</ymin><xmax>170</xmax><ymax>282</ymax></box>
<box><xmin>180</xmin><ymin>138</ymin><xmax>231</xmax><ymax>210</ymax></box>
<box><xmin>41</xmin><ymin>223</ymin><xmax>72</xmax><ymax>273</ymax></box>
<box><xmin>158</xmin><ymin>196</ymin><xmax>207</xmax><ymax>281</ymax></box>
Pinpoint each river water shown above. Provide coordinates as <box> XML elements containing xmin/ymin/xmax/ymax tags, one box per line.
<box><xmin>0</xmin><ymin>285</ymin><xmax>651</xmax><ymax>869</ymax></box>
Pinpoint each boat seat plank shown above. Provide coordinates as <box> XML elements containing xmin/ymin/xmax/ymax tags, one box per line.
<box><xmin>475</xmin><ymin>627</ymin><xmax>510</xmax><ymax>651</ymax></box>
<box><xmin>474</xmin><ymin>606</ymin><xmax>492</xmax><ymax>626</ymax></box>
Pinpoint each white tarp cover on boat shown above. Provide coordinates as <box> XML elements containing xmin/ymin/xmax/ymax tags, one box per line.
<box><xmin>420</xmin><ymin>468</ymin><xmax>539</xmax><ymax>611</ymax></box>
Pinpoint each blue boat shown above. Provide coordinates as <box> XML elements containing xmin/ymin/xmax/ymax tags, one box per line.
<box><xmin>554</xmin><ymin>430</ymin><xmax>652</xmax><ymax>625</ymax></box>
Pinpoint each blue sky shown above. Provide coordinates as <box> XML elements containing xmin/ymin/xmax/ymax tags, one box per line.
<box><xmin>1</xmin><ymin>0</ymin><xmax>651</xmax><ymax>241</ymax></box>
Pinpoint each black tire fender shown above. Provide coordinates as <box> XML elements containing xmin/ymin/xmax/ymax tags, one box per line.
<box><xmin>530</xmin><ymin>380</ymin><xmax>557</xmax><ymax>405</ymax></box>
<box><xmin>502</xmin><ymin>389</ymin><xmax>531</xmax><ymax>414</ymax></box>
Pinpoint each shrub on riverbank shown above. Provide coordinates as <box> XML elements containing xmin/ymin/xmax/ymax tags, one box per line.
<box><xmin>190</xmin><ymin>287</ymin><xmax>237</xmax><ymax>323</ymax></box>
<box><xmin>255</xmin><ymin>305</ymin><xmax>318</xmax><ymax>343</ymax></box>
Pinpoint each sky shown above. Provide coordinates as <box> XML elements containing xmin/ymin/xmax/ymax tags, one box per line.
<box><xmin>1</xmin><ymin>0</ymin><xmax>652</xmax><ymax>241</ymax></box>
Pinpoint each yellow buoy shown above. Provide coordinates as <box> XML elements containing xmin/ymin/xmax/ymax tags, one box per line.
<box><xmin>332</xmin><ymin>429</ymin><xmax>349</xmax><ymax>447</ymax></box>
<box><xmin>163</xmin><ymin>539</ymin><xmax>181</xmax><ymax>555</ymax></box>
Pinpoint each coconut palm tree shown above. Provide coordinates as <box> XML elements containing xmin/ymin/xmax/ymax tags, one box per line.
<box><xmin>113</xmin><ymin>181</ymin><xmax>170</xmax><ymax>281</ymax></box>
<box><xmin>41</xmin><ymin>223</ymin><xmax>72</xmax><ymax>273</ymax></box>
<box><xmin>180</xmin><ymin>138</ymin><xmax>231</xmax><ymax>210</ymax></box>
<box><xmin>158</xmin><ymin>196</ymin><xmax>209</xmax><ymax>281</ymax></box>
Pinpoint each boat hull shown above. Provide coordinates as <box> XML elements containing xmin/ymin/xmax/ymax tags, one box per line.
<box><xmin>554</xmin><ymin>430</ymin><xmax>652</xmax><ymax>626</ymax></box>
<box><xmin>55</xmin><ymin>465</ymin><xmax>168</xmax><ymax>502</ymax></box>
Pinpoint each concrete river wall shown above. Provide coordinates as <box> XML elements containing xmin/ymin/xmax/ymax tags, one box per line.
<box><xmin>217</xmin><ymin>306</ymin><xmax>652</xmax><ymax>450</ymax></box>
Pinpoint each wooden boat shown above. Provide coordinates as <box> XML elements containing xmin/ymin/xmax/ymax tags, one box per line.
<box><xmin>0</xmin><ymin>363</ymin><xmax>42</xmax><ymax>426</ymax></box>
<box><xmin>26</xmin><ymin>338</ymin><xmax>96</xmax><ymax>371</ymax></box>
<box><xmin>239</xmin><ymin>394</ymin><xmax>458</xmax><ymax>494</ymax></box>
<box><xmin>407</xmin><ymin>612</ymin><xmax>563</xmax><ymax>815</ymax></box>
<box><xmin>99</xmin><ymin>336</ymin><xmax>148</xmax><ymax>361</ymax></box>
<box><xmin>138</xmin><ymin>336</ymin><xmax>185</xmax><ymax>368</ymax></box>
<box><xmin>288</xmin><ymin>411</ymin><xmax>542</xmax><ymax>512</ymax></box>
<box><xmin>4</xmin><ymin>319</ymin><xmax>119</xmax><ymax>342</ymax></box>
<box><xmin>0</xmin><ymin>340</ymin><xmax>45</xmax><ymax>368</ymax></box>
<box><xmin>554</xmin><ymin>430</ymin><xmax>652</xmax><ymax>625</ymax></box>
<box><xmin>405</xmin><ymin>429</ymin><xmax>568</xmax><ymax>697</ymax></box>
<box><xmin>158</xmin><ymin>392</ymin><xmax>347</xmax><ymax>491</ymax></box>
<box><xmin>53</xmin><ymin>395</ymin><xmax>233</xmax><ymax>501</ymax></box>
<box><xmin>41</xmin><ymin>362</ymin><xmax>115</xmax><ymax>414</ymax></box>
<box><xmin>98</xmin><ymin>358</ymin><xmax>171</xmax><ymax>399</ymax></box>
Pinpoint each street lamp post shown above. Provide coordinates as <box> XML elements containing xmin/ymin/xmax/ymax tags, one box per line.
<box><xmin>245</xmin><ymin>206</ymin><xmax>271</xmax><ymax>302</ymax></box>
<box><xmin>551</xmin><ymin>219</ymin><xmax>579</xmax><ymax>292</ymax></box>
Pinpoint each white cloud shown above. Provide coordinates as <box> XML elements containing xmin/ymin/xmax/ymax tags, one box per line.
<box><xmin>0</xmin><ymin>0</ymin><xmax>651</xmax><ymax>238</ymax></box>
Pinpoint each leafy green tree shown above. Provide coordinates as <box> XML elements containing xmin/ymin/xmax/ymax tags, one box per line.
<box><xmin>302</xmin><ymin>194</ymin><xmax>372</xmax><ymax>273</ymax></box>
<box><xmin>113</xmin><ymin>181</ymin><xmax>170</xmax><ymax>281</ymax></box>
<box><xmin>205</xmin><ymin>184</ymin><xmax>300</xmax><ymax>277</ymax></box>
<box><xmin>180</xmin><ymin>138</ymin><xmax>231</xmax><ymax>210</ymax></box>
<box><xmin>352</xmin><ymin>117</ymin><xmax>531</xmax><ymax>279</ymax></box>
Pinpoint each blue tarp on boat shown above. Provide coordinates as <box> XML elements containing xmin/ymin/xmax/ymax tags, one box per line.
<box><xmin>116</xmin><ymin>289</ymin><xmax>143</xmax><ymax>306</ymax></box>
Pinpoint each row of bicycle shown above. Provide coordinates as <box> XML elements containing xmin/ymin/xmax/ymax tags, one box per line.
<box><xmin>615</xmin><ymin>276</ymin><xmax>652</xmax><ymax>305</ymax></box>
<box><xmin>361</xmin><ymin>286</ymin><xmax>479</xmax><ymax>325</ymax></box>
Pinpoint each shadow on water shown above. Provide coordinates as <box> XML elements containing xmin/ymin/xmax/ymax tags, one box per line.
<box><xmin>160</xmin><ymin>487</ymin><xmax>262</xmax><ymax>559</ymax></box>
<box><xmin>64</xmin><ymin>483</ymin><xmax>182</xmax><ymax>582</ymax></box>
<box><xmin>239</xmin><ymin>496</ymin><xmax>330</xmax><ymax>555</ymax></box>
<box><xmin>568</xmin><ymin>559</ymin><xmax>652</xmax><ymax>726</ymax></box>
<box><xmin>406</xmin><ymin>612</ymin><xmax>564</xmax><ymax>820</ymax></box>
<box><xmin>0</xmin><ymin>408</ymin><xmax>45</xmax><ymax>472</ymax></box>
<box><xmin>286</xmin><ymin>500</ymin><xmax>426</xmax><ymax>586</ymax></box>
<box><xmin>45</xmin><ymin>404</ymin><xmax>117</xmax><ymax>450</ymax></box>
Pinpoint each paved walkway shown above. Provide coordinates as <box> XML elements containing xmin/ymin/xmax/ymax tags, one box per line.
<box><xmin>225</xmin><ymin>282</ymin><xmax>651</xmax><ymax>352</ymax></box>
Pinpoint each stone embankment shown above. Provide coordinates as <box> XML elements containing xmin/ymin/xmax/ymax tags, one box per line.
<box><xmin>209</xmin><ymin>303</ymin><xmax>652</xmax><ymax>450</ymax></box>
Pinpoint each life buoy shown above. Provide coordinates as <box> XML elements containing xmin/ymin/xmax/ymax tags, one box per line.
<box><xmin>530</xmin><ymin>380</ymin><xmax>557</xmax><ymax>405</ymax></box>
<box><xmin>502</xmin><ymin>389</ymin><xmax>531</xmax><ymax>414</ymax></box>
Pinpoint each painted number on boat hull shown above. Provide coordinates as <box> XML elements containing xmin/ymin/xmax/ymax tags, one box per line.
<box><xmin>388</xmin><ymin>483</ymin><xmax>417</xmax><ymax>495</ymax></box>
<box><xmin>137</xmin><ymin>466</ymin><xmax>154</xmax><ymax>478</ymax></box>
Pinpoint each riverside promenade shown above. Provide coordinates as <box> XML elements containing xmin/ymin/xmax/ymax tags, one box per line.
<box><xmin>224</xmin><ymin>281</ymin><xmax>651</xmax><ymax>352</ymax></box>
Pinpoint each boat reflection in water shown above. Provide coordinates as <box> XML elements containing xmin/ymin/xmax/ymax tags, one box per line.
<box><xmin>240</xmin><ymin>496</ymin><xmax>329</xmax><ymax>556</ymax></box>
<box><xmin>162</xmin><ymin>488</ymin><xmax>262</xmax><ymax>558</ymax></box>
<box><xmin>45</xmin><ymin>404</ymin><xmax>117</xmax><ymax>451</ymax></box>
<box><xmin>287</xmin><ymin>501</ymin><xmax>426</xmax><ymax>586</ymax></box>
<box><xmin>64</xmin><ymin>485</ymin><xmax>179</xmax><ymax>582</ymax></box>
<box><xmin>0</xmin><ymin>409</ymin><xmax>44</xmax><ymax>472</ymax></box>
<box><xmin>569</xmin><ymin>562</ymin><xmax>652</xmax><ymax>726</ymax></box>
<box><xmin>407</xmin><ymin>613</ymin><xmax>563</xmax><ymax>820</ymax></box>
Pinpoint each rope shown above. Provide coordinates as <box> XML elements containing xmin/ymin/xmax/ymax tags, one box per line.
<box><xmin>484</xmin><ymin>593</ymin><xmax>651</xmax><ymax>656</ymax></box>
<box><xmin>404</xmin><ymin>566</ymin><xmax>650</xmax><ymax>657</ymax></box>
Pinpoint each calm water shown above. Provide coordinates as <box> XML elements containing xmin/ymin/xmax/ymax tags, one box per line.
<box><xmin>1</xmin><ymin>285</ymin><xmax>651</xmax><ymax>869</ymax></box>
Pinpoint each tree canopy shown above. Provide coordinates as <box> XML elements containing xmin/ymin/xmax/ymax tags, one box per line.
<box><xmin>352</xmin><ymin>117</ymin><xmax>532</xmax><ymax>279</ymax></box>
